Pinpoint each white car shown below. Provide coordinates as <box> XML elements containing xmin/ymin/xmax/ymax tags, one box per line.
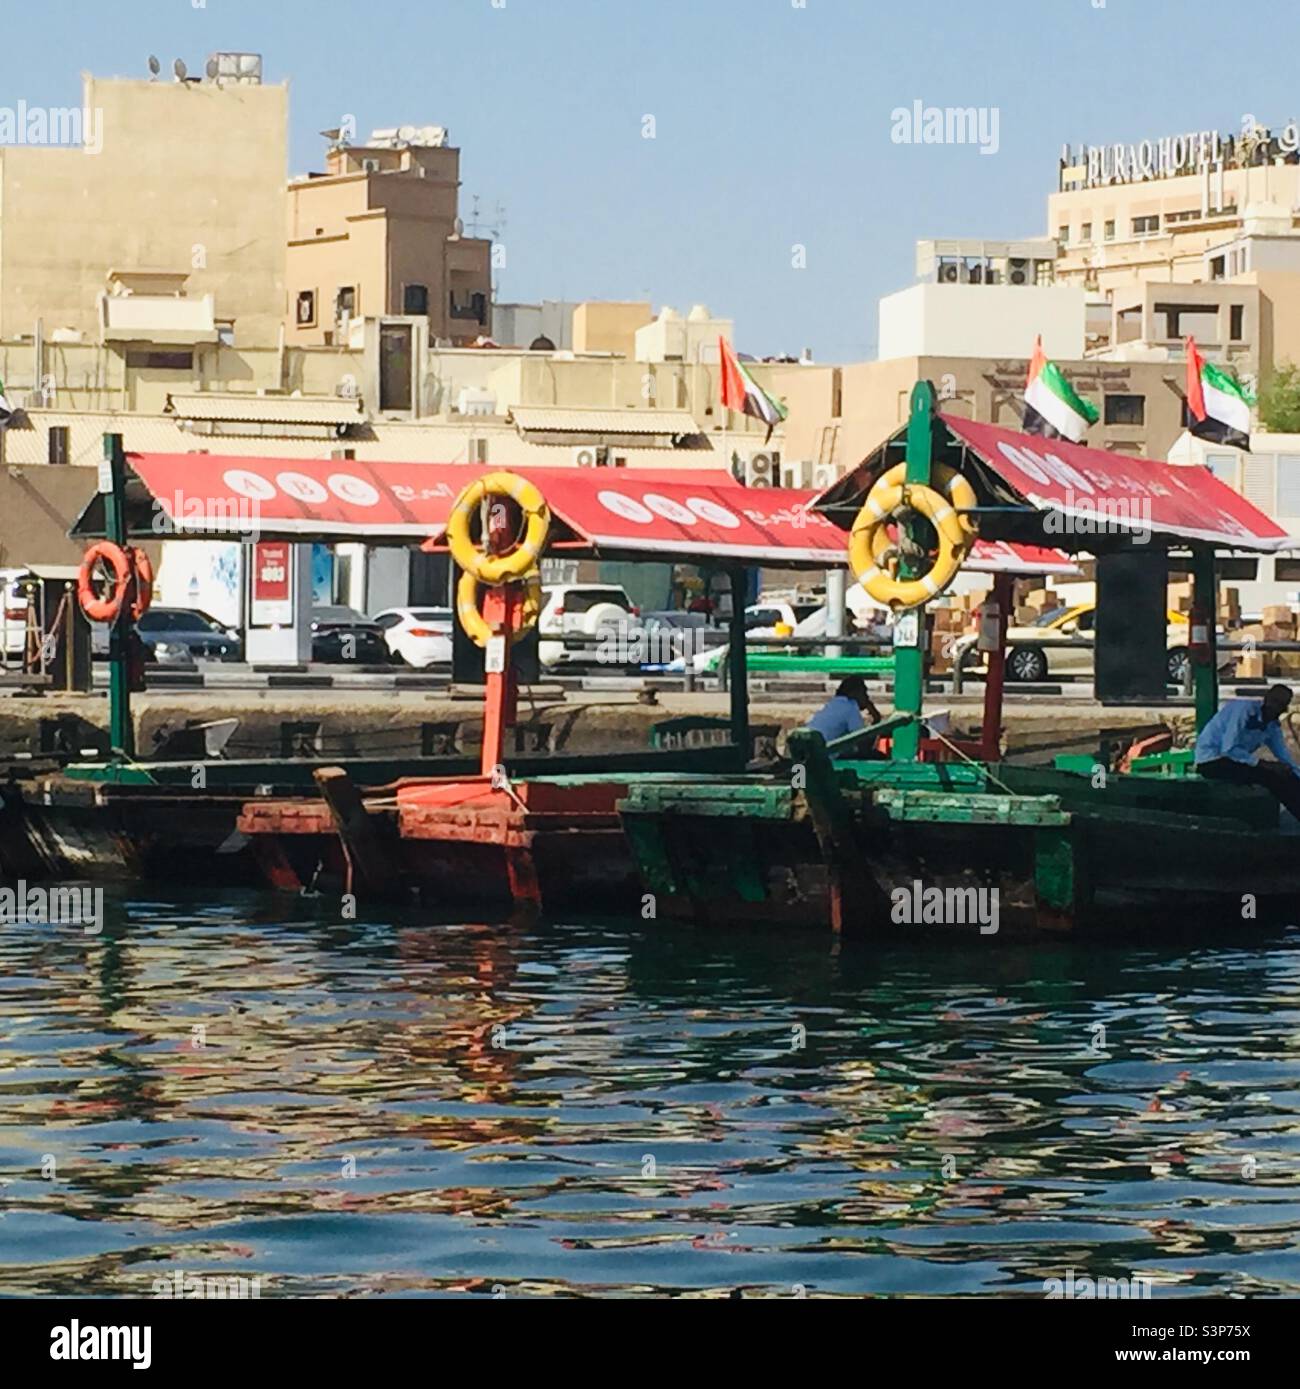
<box><xmin>1</xmin><ymin>568</ymin><xmax>32</xmax><ymax>661</ymax></box>
<box><xmin>372</xmin><ymin>606</ymin><xmax>454</xmax><ymax>667</ymax></box>
<box><xmin>538</xmin><ymin>583</ymin><xmax>641</xmax><ymax>668</ymax></box>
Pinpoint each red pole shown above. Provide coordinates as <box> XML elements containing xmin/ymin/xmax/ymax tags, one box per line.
<box><xmin>980</xmin><ymin>571</ymin><xmax>1012</xmax><ymax>763</ymax></box>
<box><xmin>479</xmin><ymin>582</ymin><xmax>519</xmax><ymax>777</ymax></box>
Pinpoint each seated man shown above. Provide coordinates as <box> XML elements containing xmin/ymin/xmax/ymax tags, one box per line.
<box><xmin>803</xmin><ymin>675</ymin><xmax>883</xmax><ymax>757</ymax></box>
<box><xmin>1194</xmin><ymin>684</ymin><xmax>1300</xmax><ymax>819</ymax></box>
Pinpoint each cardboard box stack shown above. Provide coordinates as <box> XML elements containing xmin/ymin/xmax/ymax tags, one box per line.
<box><xmin>1014</xmin><ymin>585</ymin><xmax>1055</xmax><ymax>625</ymax></box>
<box><xmin>1235</xmin><ymin>604</ymin><xmax>1299</xmax><ymax>679</ymax></box>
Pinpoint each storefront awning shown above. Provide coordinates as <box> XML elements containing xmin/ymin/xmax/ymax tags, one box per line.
<box><xmin>816</xmin><ymin>413</ymin><xmax>1291</xmax><ymax>553</ymax></box>
<box><xmin>70</xmin><ymin>451</ymin><xmax>1076</xmax><ymax>575</ymax></box>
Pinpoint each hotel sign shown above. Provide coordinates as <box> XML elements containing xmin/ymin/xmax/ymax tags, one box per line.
<box><xmin>1059</xmin><ymin>118</ymin><xmax>1300</xmax><ymax>190</ymax></box>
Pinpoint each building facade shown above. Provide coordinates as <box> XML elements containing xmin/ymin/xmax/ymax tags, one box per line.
<box><xmin>286</xmin><ymin>129</ymin><xmax>492</xmax><ymax>349</ymax></box>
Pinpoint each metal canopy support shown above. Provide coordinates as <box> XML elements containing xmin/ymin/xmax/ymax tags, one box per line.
<box><xmin>727</xmin><ymin>566</ymin><xmax>749</xmax><ymax>757</ymax></box>
<box><xmin>103</xmin><ymin>434</ymin><xmax>135</xmax><ymax>760</ymax></box>
<box><xmin>893</xmin><ymin>381</ymin><xmax>935</xmax><ymax>761</ymax></box>
<box><xmin>1191</xmin><ymin>544</ymin><xmax>1219</xmax><ymax>733</ymax></box>
<box><xmin>980</xmin><ymin>570</ymin><xmax>1013</xmax><ymax>763</ymax></box>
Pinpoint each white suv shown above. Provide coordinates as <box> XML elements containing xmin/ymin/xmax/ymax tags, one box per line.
<box><xmin>538</xmin><ymin>584</ymin><xmax>641</xmax><ymax>668</ymax></box>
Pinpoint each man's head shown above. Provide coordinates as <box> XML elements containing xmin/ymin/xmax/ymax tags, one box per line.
<box><xmin>1263</xmin><ymin>684</ymin><xmax>1293</xmax><ymax>722</ymax></box>
<box><xmin>836</xmin><ymin>675</ymin><xmax>872</xmax><ymax>710</ymax></box>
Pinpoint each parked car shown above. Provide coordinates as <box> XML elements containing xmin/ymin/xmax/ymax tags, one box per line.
<box><xmin>372</xmin><ymin>606</ymin><xmax>454</xmax><ymax>667</ymax></box>
<box><xmin>1</xmin><ymin>568</ymin><xmax>33</xmax><ymax>660</ymax></box>
<box><xmin>952</xmin><ymin>602</ymin><xmax>1195</xmax><ymax>683</ymax></box>
<box><xmin>134</xmin><ymin>607</ymin><xmax>242</xmax><ymax>665</ymax></box>
<box><xmin>638</xmin><ymin>610</ymin><xmax>727</xmax><ymax>667</ymax></box>
<box><xmin>538</xmin><ymin>584</ymin><xmax>641</xmax><ymax>669</ymax></box>
<box><xmin>310</xmin><ymin>605</ymin><xmax>391</xmax><ymax>664</ymax></box>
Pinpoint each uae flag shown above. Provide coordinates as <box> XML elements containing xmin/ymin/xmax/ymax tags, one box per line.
<box><xmin>1185</xmin><ymin>336</ymin><xmax>1252</xmax><ymax>450</ymax></box>
<box><xmin>719</xmin><ymin>336</ymin><xmax>787</xmax><ymax>441</ymax></box>
<box><xmin>1022</xmin><ymin>336</ymin><xmax>1098</xmax><ymax>443</ymax></box>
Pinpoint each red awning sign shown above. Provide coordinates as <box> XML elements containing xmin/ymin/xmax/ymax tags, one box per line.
<box><xmin>942</xmin><ymin>415</ymin><xmax>1289</xmax><ymax>550</ymax></box>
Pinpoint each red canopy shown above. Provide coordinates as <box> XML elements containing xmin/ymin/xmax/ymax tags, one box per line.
<box><xmin>942</xmin><ymin>415</ymin><xmax>1289</xmax><ymax>551</ymax></box>
<box><xmin>100</xmin><ymin>451</ymin><xmax>1075</xmax><ymax>575</ymax></box>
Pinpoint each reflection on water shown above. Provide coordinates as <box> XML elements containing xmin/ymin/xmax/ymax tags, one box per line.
<box><xmin>2</xmin><ymin>889</ymin><xmax>1299</xmax><ymax>1297</ymax></box>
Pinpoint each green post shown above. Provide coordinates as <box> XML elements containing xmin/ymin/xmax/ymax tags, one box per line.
<box><xmin>891</xmin><ymin>381</ymin><xmax>936</xmax><ymax>761</ymax></box>
<box><xmin>1191</xmin><ymin>544</ymin><xmax>1218</xmax><ymax>734</ymax></box>
<box><xmin>103</xmin><ymin>433</ymin><xmax>135</xmax><ymax>760</ymax></box>
<box><xmin>727</xmin><ymin>565</ymin><xmax>750</xmax><ymax>761</ymax></box>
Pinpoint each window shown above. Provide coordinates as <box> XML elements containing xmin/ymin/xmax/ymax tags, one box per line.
<box><xmin>335</xmin><ymin>287</ymin><xmax>357</xmax><ymax>323</ymax></box>
<box><xmin>1206</xmin><ymin>453</ymin><xmax>1237</xmax><ymax>485</ymax></box>
<box><xmin>1216</xmin><ymin>558</ymin><xmax>1259</xmax><ymax>582</ymax></box>
<box><xmin>1132</xmin><ymin>214</ymin><xmax>1159</xmax><ymax>236</ymax></box>
<box><xmin>1104</xmin><ymin>220</ymin><xmax>1115</xmax><ymax>240</ymax></box>
<box><xmin>1274</xmin><ymin>557</ymin><xmax>1300</xmax><ymax>582</ymax></box>
<box><xmin>449</xmin><ymin>289</ymin><xmax>488</xmax><ymax>322</ymax></box>
<box><xmin>1209</xmin><ymin>255</ymin><xmax>1225</xmax><ymax>281</ymax></box>
<box><xmin>1230</xmin><ymin>304</ymin><xmax>1244</xmax><ymax>341</ymax></box>
<box><xmin>1080</xmin><ymin>222</ymin><xmax>1092</xmax><ymax>242</ymax></box>
<box><xmin>1276</xmin><ymin>455</ymin><xmax>1300</xmax><ymax>516</ymax></box>
<box><xmin>48</xmin><ymin>426</ymin><xmax>70</xmax><ymax>465</ymax></box>
<box><xmin>378</xmin><ymin>322</ymin><xmax>413</xmax><ymax>412</ymax></box>
<box><xmin>403</xmin><ymin>283</ymin><xmax>429</xmax><ymax>316</ymax></box>
<box><xmin>831</xmin><ymin>366</ymin><xmax>843</xmax><ymax>419</ymax></box>
<box><xmin>296</xmin><ymin>290</ymin><xmax>316</xmax><ymax>326</ymax></box>
<box><xmin>124</xmin><ymin>350</ymin><xmax>193</xmax><ymax>370</ymax></box>
<box><xmin>1104</xmin><ymin>393</ymin><xmax>1145</xmax><ymax>426</ymax></box>
<box><xmin>1057</xmin><ymin>224</ymin><xmax>1069</xmax><ymax>244</ymax></box>
<box><xmin>563</xmin><ymin>589</ymin><xmax>632</xmax><ymax>615</ymax></box>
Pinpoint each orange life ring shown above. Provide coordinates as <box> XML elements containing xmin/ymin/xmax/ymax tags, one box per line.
<box><xmin>78</xmin><ymin>542</ymin><xmax>132</xmax><ymax>623</ymax></box>
<box><xmin>130</xmin><ymin>548</ymin><xmax>154</xmax><ymax>621</ymax></box>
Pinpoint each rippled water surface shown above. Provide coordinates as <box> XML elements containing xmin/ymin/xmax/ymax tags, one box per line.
<box><xmin>2</xmin><ymin>891</ymin><xmax>1299</xmax><ymax>1297</ymax></box>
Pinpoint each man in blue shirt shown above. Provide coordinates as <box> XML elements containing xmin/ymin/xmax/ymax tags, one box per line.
<box><xmin>1195</xmin><ymin>684</ymin><xmax>1300</xmax><ymax>818</ymax></box>
<box><xmin>804</xmin><ymin>676</ymin><xmax>883</xmax><ymax>757</ymax></box>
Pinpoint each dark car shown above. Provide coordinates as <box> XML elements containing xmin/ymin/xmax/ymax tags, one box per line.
<box><xmin>310</xmin><ymin>605</ymin><xmax>391</xmax><ymax>664</ymax></box>
<box><xmin>133</xmin><ymin>607</ymin><xmax>242</xmax><ymax>665</ymax></box>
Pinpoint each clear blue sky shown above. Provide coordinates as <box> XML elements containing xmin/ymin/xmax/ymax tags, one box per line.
<box><xmin>4</xmin><ymin>0</ymin><xmax>1300</xmax><ymax>362</ymax></box>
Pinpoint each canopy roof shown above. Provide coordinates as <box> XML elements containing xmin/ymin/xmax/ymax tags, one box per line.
<box><xmin>70</xmin><ymin>450</ymin><xmax>1075</xmax><ymax>574</ymax></box>
<box><xmin>815</xmin><ymin>412</ymin><xmax>1291</xmax><ymax>553</ymax></box>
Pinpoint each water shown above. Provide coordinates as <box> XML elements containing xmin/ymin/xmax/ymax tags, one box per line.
<box><xmin>2</xmin><ymin>890</ymin><xmax>1299</xmax><ymax>1297</ymax></box>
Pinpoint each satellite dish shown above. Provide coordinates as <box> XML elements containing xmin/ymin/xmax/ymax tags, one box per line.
<box><xmin>148</xmin><ymin>55</ymin><xmax>161</xmax><ymax>77</ymax></box>
<box><xmin>173</xmin><ymin>58</ymin><xmax>187</xmax><ymax>81</ymax></box>
<box><xmin>205</xmin><ymin>57</ymin><xmax>219</xmax><ymax>79</ymax></box>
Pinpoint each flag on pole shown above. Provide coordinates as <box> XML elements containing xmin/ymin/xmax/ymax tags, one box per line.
<box><xmin>1185</xmin><ymin>335</ymin><xmax>1252</xmax><ymax>451</ymax></box>
<box><xmin>719</xmin><ymin>336</ymin><xmax>787</xmax><ymax>442</ymax></box>
<box><xmin>1022</xmin><ymin>336</ymin><xmax>1098</xmax><ymax>444</ymax></box>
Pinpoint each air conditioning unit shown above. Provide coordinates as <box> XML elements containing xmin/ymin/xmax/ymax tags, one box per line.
<box><xmin>456</xmin><ymin>387</ymin><xmax>496</xmax><ymax>417</ymax></box>
<box><xmin>744</xmin><ymin>451</ymin><xmax>779</xmax><ymax>487</ymax></box>
<box><xmin>968</xmin><ymin>263</ymin><xmax>984</xmax><ymax>285</ymax></box>
<box><xmin>574</xmin><ymin>445</ymin><xmax>608</xmax><ymax>467</ymax></box>
<box><xmin>780</xmin><ymin>459</ymin><xmax>812</xmax><ymax>490</ymax></box>
<box><xmin>937</xmin><ymin>260</ymin><xmax>964</xmax><ymax>284</ymax></box>
<box><xmin>811</xmin><ymin>462</ymin><xmax>839</xmax><ymax>492</ymax></box>
<box><xmin>1007</xmin><ymin>257</ymin><xmax>1030</xmax><ymax>285</ymax></box>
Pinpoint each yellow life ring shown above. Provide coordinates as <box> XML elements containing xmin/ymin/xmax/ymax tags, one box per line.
<box><xmin>870</xmin><ymin>462</ymin><xmax>978</xmax><ymax>539</ymax></box>
<box><xmin>456</xmin><ymin>569</ymin><xmax>542</xmax><ymax>649</ymax></box>
<box><xmin>446</xmin><ymin>471</ymin><xmax>551</xmax><ymax>585</ymax></box>
<box><xmin>849</xmin><ymin>479</ymin><xmax>971</xmax><ymax>610</ymax></box>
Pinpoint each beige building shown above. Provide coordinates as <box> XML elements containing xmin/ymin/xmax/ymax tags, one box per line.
<box><xmin>571</xmin><ymin>301</ymin><xmax>652</xmax><ymax>356</ymax></box>
<box><xmin>0</xmin><ymin>64</ymin><xmax>287</xmax><ymax>349</ymax></box>
<box><xmin>286</xmin><ymin>129</ymin><xmax>491</xmax><ymax>349</ymax></box>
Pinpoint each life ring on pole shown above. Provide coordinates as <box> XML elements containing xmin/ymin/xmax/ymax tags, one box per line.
<box><xmin>77</xmin><ymin>542</ymin><xmax>132</xmax><ymax>623</ymax></box>
<box><xmin>456</xmin><ymin>570</ymin><xmax>542</xmax><ymax>649</ymax></box>
<box><xmin>130</xmin><ymin>548</ymin><xmax>154</xmax><ymax>621</ymax></box>
<box><xmin>871</xmin><ymin>462</ymin><xmax>979</xmax><ymax>540</ymax></box>
<box><xmin>849</xmin><ymin>480</ymin><xmax>972</xmax><ymax>611</ymax></box>
<box><xmin>446</xmin><ymin>471</ymin><xmax>551</xmax><ymax>585</ymax></box>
